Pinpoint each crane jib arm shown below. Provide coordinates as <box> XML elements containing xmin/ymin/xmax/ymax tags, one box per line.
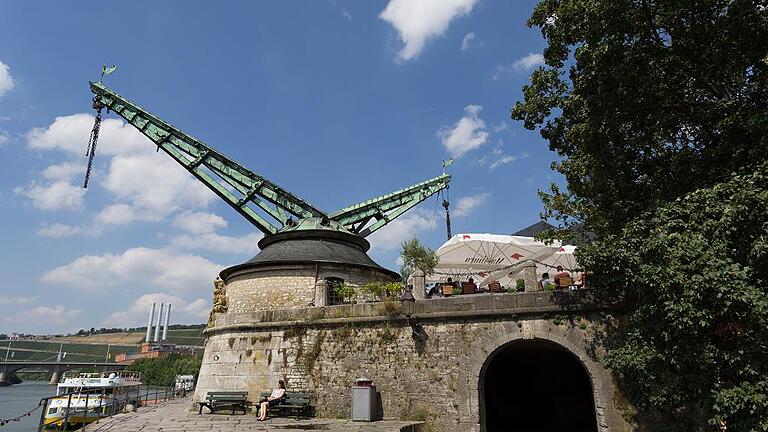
<box><xmin>88</xmin><ymin>81</ymin><xmax>451</xmax><ymax>237</ymax></box>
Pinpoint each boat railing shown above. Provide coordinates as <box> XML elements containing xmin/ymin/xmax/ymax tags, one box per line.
<box><xmin>37</xmin><ymin>385</ymin><xmax>175</xmax><ymax>431</ymax></box>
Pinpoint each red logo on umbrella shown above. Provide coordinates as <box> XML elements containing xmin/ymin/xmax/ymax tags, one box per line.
<box><xmin>510</xmin><ymin>253</ymin><xmax>524</xmax><ymax>260</ymax></box>
<box><xmin>462</xmin><ymin>235</ymin><xmax>471</xmax><ymax>240</ymax></box>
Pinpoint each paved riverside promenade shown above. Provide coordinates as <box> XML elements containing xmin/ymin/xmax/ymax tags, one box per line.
<box><xmin>81</xmin><ymin>397</ymin><xmax>422</xmax><ymax>432</ymax></box>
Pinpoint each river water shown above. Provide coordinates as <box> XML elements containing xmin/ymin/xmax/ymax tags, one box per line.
<box><xmin>0</xmin><ymin>381</ymin><xmax>54</xmax><ymax>431</ymax></box>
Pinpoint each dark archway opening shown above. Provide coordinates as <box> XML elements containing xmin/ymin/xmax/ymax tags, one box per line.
<box><xmin>481</xmin><ymin>340</ymin><xmax>598</xmax><ymax>432</ymax></box>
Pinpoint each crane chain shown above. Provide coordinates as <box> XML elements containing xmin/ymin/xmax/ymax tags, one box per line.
<box><xmin>82</xmin><ymin>97</ymin><xmax>105</xmax><ymax>189</ymax></box>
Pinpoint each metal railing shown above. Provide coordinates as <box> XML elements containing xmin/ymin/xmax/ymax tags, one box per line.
<box><xmin>36</xmin><ymin>385</ymin><xmax>175</xmax><ymax>431</ymax></box>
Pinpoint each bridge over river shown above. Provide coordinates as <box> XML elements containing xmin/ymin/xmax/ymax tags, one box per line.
<box><xmin>0</xmin><ymin>361</ymin><xmax>127</xmax><ymax>386</ymax></box>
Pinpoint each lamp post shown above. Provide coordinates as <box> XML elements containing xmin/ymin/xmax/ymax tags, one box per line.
<box><xmin>400</xmin><ymin>286</ymin><xmax>416</xmax><ymax>324</ymax></box>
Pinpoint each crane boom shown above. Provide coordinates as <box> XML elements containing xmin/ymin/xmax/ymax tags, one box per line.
<box><xmin>88</xmin><ymin>81</ymin><xmax>451</xmax><ymax>237</ymax></box>
<box><xmin>329</xmin><ymin>173</ymin><xmax>450</xmax><ymax>236</ymax></box>
<box><xmin>90</xmin><ymin>81</ymin><xmax>327</xmax><ymax>234</ymax></box>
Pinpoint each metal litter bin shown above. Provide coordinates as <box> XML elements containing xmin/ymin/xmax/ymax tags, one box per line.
<box><xmin>351</xmin><ymin>377</ymin><xmax>376</xmax><ymax>421</ymax></box>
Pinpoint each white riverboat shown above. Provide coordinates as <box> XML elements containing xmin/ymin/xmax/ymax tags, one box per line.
<box><xmin>43</xmin><ymin>371</ymin><xmax>142</xmax><ymax>429</ymax></box>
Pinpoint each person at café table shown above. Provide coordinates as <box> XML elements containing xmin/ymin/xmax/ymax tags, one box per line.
<box><xmin>537</xmin><ymin>272</ymin><xmax>551</xmax><ymax>290</ymax></box>
<box><xmin>553</xmin><ymin>265</ymin><xmax>571</xmax><ymax>288</ymax></box>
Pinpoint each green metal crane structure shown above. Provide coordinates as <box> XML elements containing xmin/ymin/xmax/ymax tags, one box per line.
<box><xmin>87</xmin><ymin>82</ymin><xmax>451</xmax><ymax>238</ymax></box>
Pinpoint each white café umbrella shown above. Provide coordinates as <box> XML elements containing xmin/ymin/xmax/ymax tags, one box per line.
<box><xmin>425</xmin><ymin>233</ymin><xmax>561</xmax><ymax>287</ymax></box>
<box><xmin>481</xmin><ymin>244</ymin><xmax>580</xmax><ymax>288</ymax></box>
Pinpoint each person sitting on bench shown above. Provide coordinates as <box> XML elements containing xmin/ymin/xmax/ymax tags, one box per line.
<box><xmin>257</xmin><ymin>380</ymin><xmax>286</xmax><ymax>421</ymax></box>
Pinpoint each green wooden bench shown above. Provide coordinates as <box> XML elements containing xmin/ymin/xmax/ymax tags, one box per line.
<box><xmin>198</xmin><ymin>391</ymin><xmax>248</xmax><ymax>415</ymax></box>
<box><xmin>259</xmin><ymin>391</ymin><xmax>312</xmax><ymax>419</ymax></box>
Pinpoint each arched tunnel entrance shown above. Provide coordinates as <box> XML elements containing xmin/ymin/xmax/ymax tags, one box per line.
<box><xmin>480</xmin><ymin>339</ymin><xmax>598</xmax><ymax>432</ymax></box>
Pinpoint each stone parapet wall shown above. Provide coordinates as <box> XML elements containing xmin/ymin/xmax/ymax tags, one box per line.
<box><xmin>211</xmin><ymin>289</ymin><xmax>608</xmax><ymax>329</ymax></box>
<box><xmin>196</xmin><ymin>290</ymin><xmax>627</xmax><ymax>432</ymax></box>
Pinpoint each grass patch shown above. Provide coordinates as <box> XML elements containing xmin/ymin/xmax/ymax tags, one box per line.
<box><xmin>374</xmin><ymin>300</ymin><xmax>402</xmax><ymax>318</ymax></box>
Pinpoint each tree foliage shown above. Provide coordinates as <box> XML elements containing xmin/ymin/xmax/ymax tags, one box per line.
<box><xmin>399</xmin><ymin>238</ymin><xmax>438</xmax><ymax>281</ymax></box>
<box><xmin>512</xmin><ymin>0</ymin><xmax>768</xmax><ymax>429</ymax></box>
<box><xmin>126</xmin><ymin>354</ymin><xmax>202</xmax><ymax>387</ymax></box>
<box><xmin>513</xmin><ymin>0</ymin><xmax>767</xmax><ymax>238</ymax></box>
<box><xmin>582</xmin><ymin>166</ymin><xmax>768</xmax><ymax>430</ymax></box>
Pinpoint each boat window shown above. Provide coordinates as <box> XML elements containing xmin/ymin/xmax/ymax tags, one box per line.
<box><xmin>48</xmin><ymin>407</ymin><xmax>57</xmax><ymax>415</ymax></box>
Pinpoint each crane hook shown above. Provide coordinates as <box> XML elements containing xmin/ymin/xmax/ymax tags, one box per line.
<box><xmin>83</xmin><ymin>97</ymin><xmax>105</xmax><ymax>189</ymax></box>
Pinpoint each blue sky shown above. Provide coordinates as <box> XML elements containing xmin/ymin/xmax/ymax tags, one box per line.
<box><xmin>0</xmin><ymin>0</ymin><xmax>559</xmax><ymax>334</ymax></box>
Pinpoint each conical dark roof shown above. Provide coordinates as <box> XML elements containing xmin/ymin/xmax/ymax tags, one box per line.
<box><xmin>219</xmin><ymin>230</ymin><xmax>400</xmax><ymax>281</ymax></box>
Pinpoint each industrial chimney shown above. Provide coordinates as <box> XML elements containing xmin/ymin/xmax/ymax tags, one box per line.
<box><xmin>145</xmin><ymin>302</ymin><xmax>156</xmax><ymax>343</ymax></box>
<box><xmin>162</xmin><ymin>304</ymin><xmax>171</xmax><ymax>340</ymax></box>
<box><xmin>154</xmin><ymin>302</ymin><xmax>164</xmax><ymax>342</ymax></box>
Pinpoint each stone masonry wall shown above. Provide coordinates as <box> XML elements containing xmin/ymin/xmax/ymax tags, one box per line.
<box><xmin>223</xmin><ymin>264</ymin><xmax>397</xmax><ymax>312</ymax></box>
<box><xmin>195</xmin><ymin>291</ymin><xmax>628</xmax><ymax>432</ymax></box>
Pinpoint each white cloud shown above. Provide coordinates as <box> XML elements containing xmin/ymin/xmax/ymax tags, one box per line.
<box><xmin>489</xmin><ymin>151</ymin><xmax>527</xmax><ymax>170</ymax></box>
<box><xmin>368</xmin><ymin>209</ymin><xmax>437</xmax><ymax>251</ymax></box>
<box><xmin>513</xmin><ymin>53</ymin><xmax>545</xmax><ymax>71</ymax></box>
<box><xmin>27</xmin><ymin>113</ymin><xmax>147</xmax><ymax>156</ymax></box>
<box><xmin>478</xmin><ymin>145</ymin><xmax>529</xmax><ymax>170</ymax></box>
<box><xmin>0</xmin><ymin>296</ymin><xmax>37</xmax><ymax>306</ymax></box>
<box><xmin>94</xmin><ymin>204</ymin><xmax>136</xmax><ymax>226</ymax></box>
<box><xmin>0</xmin><ymin>130</ymin><xmax>10</xmax><ymax>146</ymax></box>
<box><xmin>103</xmin><ymin>152</ymin><xmax>214</xmax><ymax>220</ymax></box>
<box><xmin>328</xmin><ymin>0</ymin><xmax>352</xmax><ymax>21</ymax></box>
<box><xmin>27</xmin><ymin>305</ymin><xmax>82</xmax><ymax>324</ymax></box>
<box><xmin>493</xmin><ymin>53</ymin><xmax>545</xmax><ymax>80</ymax></box>
<box><xmin>41</xmin><ymin>247</ymin><xmax>224</xmax><ymax>293</ymax></box>
<box><xmin>439</xmin><ymin>104</ymin><xmax>488</xmax><ymax>158</ymax></box>
<box><xmin>38</xmin><ymin>223</ymin><xmax>82</xmax><ymax>238</ymax></box>
<box><xmin>380</xmin><ymin>0</ymin><xmax>478</xmax><ymax>61</ymax></box>
<box><xmin>16</xmin><ymin>181</ymin><xmax>85</xmax><ymax>211</ymax></box>
<box><xmin>492</xmin><ymin>122</ymin><xmax>508</xmax><ymax>133</ymax></box>
<box><xmin>172</xmin><ymin>211</ymin><xmax>227</xmax><ymax>234</ymax></box>
<box><xmin>460</xmin><ymin>32</ymin><xmax>476</xmax><ymax>51</ymax></box>
<box><xmin>0</xmin><ymin>304</ymin><xmax>83</xmax><ymax>331</ymax></box>
<box><xmin>171</xmin><ymin>232</ymin><xmax>262</xmax><ymax>255</ymax></box>
<box><xmin>103</xmin><ymin>293</ymin><xmax>209</xmax><ymax>327</ymax></box>
<box><xmin>42</xmin><ymin>162</ymin><xmax>83</xmax><ymax>181</ymax></box>
<box><xmin>25</xmin><ymin>113</ymin><xmax>213</xmax><ymax>220</ymax></box>
<box><xmin>453</xmin><ymin>192</ymin><xmax>490</xmax><ymax>217</ymax></box>
<box><xmin>0</xmin><ymin>60</ymin><xmax>14</xmax><ymax>98</ymax></box>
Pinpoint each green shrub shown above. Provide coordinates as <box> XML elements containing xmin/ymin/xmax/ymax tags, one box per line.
<box><xmin>359</xmin><ymin>282</ymin><xmax>403</xmax><ymax>301</ymax></box>
<box><xmin>126</xmin><ymin>354</ymin><xmax>202</xmax><ymax>387</ymax></box>
<box><xmin>516</xmin><ymin>278</ymin><xmax>526</xmax><ymax>292</ymax></box>
<box><xmin>333</xmin><ymin>283</ymin><xmax>357</xmax><ymax>303</ymax></box>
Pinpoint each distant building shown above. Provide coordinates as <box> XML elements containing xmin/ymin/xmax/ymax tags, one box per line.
<box><xmin>114</xmin><ymin>302</ymin><xmax>195</xmax><ymax>364</ymax></box>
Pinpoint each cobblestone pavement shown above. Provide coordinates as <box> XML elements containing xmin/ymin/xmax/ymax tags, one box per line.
<box><xmin>81</xmin><ymin>398</ymin><xmax>422</xmax><ymax>432</ymax></box>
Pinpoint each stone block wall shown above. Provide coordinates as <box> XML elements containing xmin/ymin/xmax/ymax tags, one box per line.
<box><xmin>223</xmin><ymin>264</ymin><xmax>397</xmax><ymax>313</ymax></box>
<box><xmin>195</xmin><ymin>292</ymin><xmax>628</xmax><ymax>432</ymax></box>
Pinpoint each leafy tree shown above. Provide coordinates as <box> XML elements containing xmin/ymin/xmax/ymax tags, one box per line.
<box><xmin>126</xmin><ymin>354</ymin><xmax>202</xmax><ymax>387</ymax></box>
<box><xmin>512</xmin><ymin>0</ymin><xmax>767</xmax><ymax>238</ymax></box>
<box><xmin>582</xmin><ymin>166</ymin><xmax>768</xmax><ymax>430</ymax></box>
<box><xmin>512</xmin><ymin>0</ymin><xmax>768</xmax><ymax>429</ymax></box>
<box><xmin>400</xmin><ymin>238</ymin><xmax>438</xmax><ymax>281</ymax></box>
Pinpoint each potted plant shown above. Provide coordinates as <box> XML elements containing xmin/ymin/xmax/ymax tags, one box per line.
<box><xmin>516</xmin><ymin>278</ymin><xmax>526</xmax><ymax>292</ymax></box>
